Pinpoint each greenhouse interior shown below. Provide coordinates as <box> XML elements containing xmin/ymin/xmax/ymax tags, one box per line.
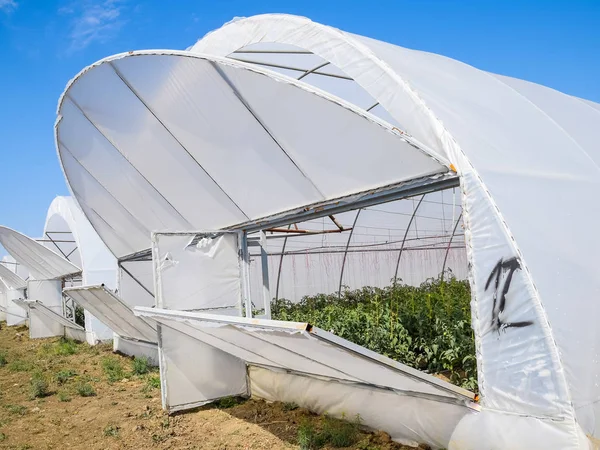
<box><xmin>0</xmin><ymin>13</ymin><xmax>599</xmax><ymax>450</ymax></box>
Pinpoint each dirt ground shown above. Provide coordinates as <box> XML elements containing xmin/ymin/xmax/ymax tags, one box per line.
<box><xmin>0</xmin><ymin>323</ymin><xmax>421</xmax><ymax>450</ymax></box>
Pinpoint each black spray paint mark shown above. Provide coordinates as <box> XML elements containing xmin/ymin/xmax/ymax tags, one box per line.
<box><xmin>484</xmin><ymin>257</ymin><xmax>534</xmax><ymax>333</ymax></box>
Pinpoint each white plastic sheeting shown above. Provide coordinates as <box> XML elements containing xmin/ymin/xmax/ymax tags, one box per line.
<box><xmin>0</xmin><ymin>226</ymin><xmax>81</xmax><ymax>280</ymax></box>
<box><xmin>0</xmin><ymin>263</ymin><xmax>27</xmax><ymax>290</ymax></box>
<box><xmin>0</xmin><ymin>280</ymin><xmax>7</xmax><ymax>321</ymax></box>
<box><xmin>191</xmin><ymin>15</ymin><xmax>600</xmax><ymax>448</ymax></box>
<box><xmin>63</xmin><ymin>285</ymin><xmax>156</xmax><ymax>343</ymax></box>
<box><xmin>44</xmin><ymin>196</ymin><xmax>116</xmax><ymax>343</ymax></box>
<box><xmin>6</xmin><ymin>289</ymin><xmax>27</xmax><ymax>326</ymax></box>
<box><xmin>27</xmin><ymin>280</ymin><xmax>64</xmax><ymax>339</ymax></box>
<box><xmin>151</xmin><ymin>232</ymin><xmax>250</xmax><ymax>411</ymax></box>
<box><xmin>135</xmin><ymin>307</ymin><xmax>475</xmax><ymax>447</ymax></box>
<box><xmin>55</xmin><ymin>51</ymin><xmax>449</xmax><ymax>260</ymax></box>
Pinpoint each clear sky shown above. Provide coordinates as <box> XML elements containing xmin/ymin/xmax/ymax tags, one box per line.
<box><xmin>0</xmin><ymin>0</ymin><xmax>599</xmax><ymax>257</ymax></box>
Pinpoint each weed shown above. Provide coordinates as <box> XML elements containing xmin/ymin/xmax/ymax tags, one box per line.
<box><xmin>29</xmin><ymin>372</ymin><xmax>50</xmax><ymax>399</ymax></box>
<box><xmin>7</xmin><ymin>359</ymin><xmax>33</xmax><ymax>372</ymax></box>
<box><xmin>103</xmin><ymin>424</ymin><xmax>120</xmax><ymax>438</ymax></box>
<box><xmin>321</xmin><ymin>415</ymin><xmax>360</xmax><ymax>448</ymax></box>
<box><xmin>131</xmin><ymin>356</ymin><xmax>152</xmax><ymax>375</ymax></box>
<box><xmin>54</xmin><ymin>338</ymin><xmax>79</xmax><ymax>356</ymax></box>
<box><xmin>5</xmin><ymin>405</ymin><xmax>27</xmax><ymax>416</ymax></box>
<box><xmin>147</xmin><ymin>375</ymin><xmax>160</xmax><ymax>389</ymax></box>
<box><xmin>0</xmin><ymin>432</ymin><xmax>5</xmax><ymax>441</ymax></box>
<box><xmin>101</xmin><ymin>357</ymin><xmax>125</xmax><ymax>382</ymax></box>
<box><xmin>55</xmin><ymin>369</ymin><xmax>77</xmax><ymax>385</ymax></box>
<box><xmin>298</xmin><ymin>420</ymin><xmax>323</xmax><ymax>450</ymax></box>
<box><xmin>76</xmin><ymin>382</ymin><xmax>96</xmax><ymax>397</ymax></box>
<box><xmin>283</xmin><ymin>402</ymin><xmax>299</xmax><ymax>411</ymax></box>
<box><xmin>57</xmin><ymin>391</ymin><xmax>72</xmax><ymax>402</ymax></box>
<box><xmin>214</xmin><ymin>396</ymin><xmax>243</xmax><ymax>409</ymax></box>
<box><xmin>0</xmin><ymin>352</ymin><xmax>7</xmax><ymax>367</ymax></box>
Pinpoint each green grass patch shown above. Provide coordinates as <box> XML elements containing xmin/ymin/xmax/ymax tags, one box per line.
<box><xmin>53</xmin><ymin>338</ymin><xmax>79</xmax><ymax>356</ymax></box>
<box><xmin>214</xmin><ymin>396</ymin><xmax>245</xmax><ymax>409</ymax></box>
<box><xmin>101</xmin><ymin>357</ymin><xmax>125</xmax><ymax>382</ymax></box>
<box><xmin>4</xmin><ymin>404</ymin><xmax>27</xmax><ymax>416</ymax></box>
<box><xmin>131</xmin><ymin>356</ymin><xmax>152</xmax><ymax>375</ymax></box>
<box><xmin>103</xmin><ymin>424</ymin><xmax>120</xmax><ymax>438</ymax></box>
<box><xmin>29</xmin><ymin>372</ymin><xmax>50</xmax><ymax>399</ymax></box>
<box><xmin>7</xmin><ymin>359</ymin><xmax>33</xmax><ymax>372</ymax></box>
<box><xmin>76</xmin><ymin>382</ymin><xmax>96</xmax><ymax>397</ymax></box>
<box><xmin>55</xmin><ymin>369</ymin><xmax>77</xmax><ymax>385</ymax></box>
<box><xmin>0</xmin><ymin>352</ymin><xmax>7</xmax><ymax>367</ymax></box>
<box><xmin>57</xmin><ymin>391</ymin><xmax>72</xmax><ymax>402</ymax></box>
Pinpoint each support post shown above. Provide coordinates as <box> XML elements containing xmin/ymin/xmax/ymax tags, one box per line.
<box><xmin>259</xmin><ymin>231</ymin><xmax>272</xmax><ymax>319</ymax></box>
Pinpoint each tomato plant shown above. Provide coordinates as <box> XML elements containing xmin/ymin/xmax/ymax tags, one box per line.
<box><xmin>272</xmin><ymin>273</ymin><xmax>478</xmax><ymax>391</ymax></box>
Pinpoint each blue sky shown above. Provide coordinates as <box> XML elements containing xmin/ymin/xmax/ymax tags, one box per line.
<box><xmin>0</xmin><ymin>0</ymin><xmax>599</xmax><ymax>256</ymax></box>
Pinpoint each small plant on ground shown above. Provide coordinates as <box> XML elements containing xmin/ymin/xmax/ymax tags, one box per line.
<box><xmin>76</xmin><ymin>382</ymin><xmax>96</xmax><ymax>397</ymax></box>
<box><xmin>5</xmin><ymin>405</ymin><xmax>27</xmax><ymax>416</ymax></box>
<box><xmin>0</xmin><ymin>432</ymin><xmax>6</xmax><ymax>441</ymax></box>
<box><xmin>53</xmin><ymin>338</ymin><xmax>79</xmax><ymax>356</ymax></box>
<box><xmin>147</xmin><ymin>375</ymin><xmax>160</xmax><ymax>389</ymax></box>
<box><xmin>321</xmin><ymin>415</ymin><xmax>361</xmax><ymax>448</ymax></box>
<box><xmin>101</xmin><ymin>357</ymin><xmax>125</xmax><ymax>382</ymax></box>
<box><xmin>214</xmin><ymin>396</ymin><xmax>244</xmax><ymax>409</ymax></box>
<box><xmin>7</xmin><ymin>359</ymin><xmax>33</xmax><ymax>372</ymax></box>
<box><xmin>0</xmin><ymin>352</ymin><xmax>7</xmax><ymax>367</ymax></box>
<box><xmin>131</xmin><ymin>356</ymin><xmax>151</xmax><ymax>375</ymax></box>
<box><xmin>298</xmin><ymin>420</ymin><xmax>323</xmax><ymax>450</ymax></box>
<box><xmin>103</xmin><ymin>424</ymin><xmax>120</xmax><ymax>438</ymax></box>
<box><xmin>57</xmin><ymin>391</ymin><xmax>72</xmax><ymax>402</ymax></box>
<box><xmin>283</xmin><ymin>402</ymin><xmax>299</xmax><ymax>411</ymax></box>
<box><xmin>29</xmin><ymin>371</ymin><xmax>50</xmax><ymax>399</ymax></box>
<box><xmin>55</xmin><ymin>369</ymin><xmax>77</xmax><ymax>385</ymax></box>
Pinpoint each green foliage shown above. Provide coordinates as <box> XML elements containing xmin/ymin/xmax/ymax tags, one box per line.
<box><xmin>214</xmin><ymin>396</ymin><xmax>244</xmax><ymax>409</ymax></box>
<box><xmin>272</xmin><ymin>275</ymin><xmax>477</xmax><ymax>391</ymax></box>
<box><xmin>76</xmin><ymin>382</ymin><xmax>96</xmax><ymax>397</ymax></box>
<box><xmin>0</xmin><ymin>432</ymin><xmax>6</xmax><ymax>441</ymax></box>
<box><xmin>298</xmin><ymin>420</ymin><xmax>321</xmax><ymax>450</ymax></box>
<box><xmin>4</xmin><ymin>404</ymin><xmax>27</xmax><ymax>416</ymax></box>
<box><xmin>283</xmin><ymin>402</ymin><xmax>299</xmax><ymax>411</ymax></box>
<box><xmin>0</xmin><ymin>352</ymin><xmax>7</xmax><ymax>367</ymax></box>
<box><xmin>29</xmin><ymin>371</ymin><xmax>50</xmax><ymax>399</ymax></box>
<box><xmin>321</xmin><ymin>415</ymin><xmax>360</xmax><ymax>448</ymax></box>
<box><xmin>7</xmin><ymin>359</ymin><xmax>33</xmax><ymax>372</ymax></box>
<box><xmin>131</xmin><ymin>356</ymin><xmax>151</xmax><ymax>375</ymax></box>
<box><xmin>55</xmin><ymin>369</ymin><xmax>77</xmax><ymax>385</ymax></box>
<box><xmin>57</xmin><ymin>391</ymin><xmax>72</xmax><ymax>402</ymax></box>
<box><xmin>101</xmin><ymin>357</ymin><xmax>125</xmax><ymax>382</ymax></box>
<box><xmin>103</xmin><ymin>424</ymin><xmax>120</xmax><ymax>438</ymax></box>
<box><xmin>147</xmin><ymin>375</ymin><xmax>160</xmax><ymax>389</ymax></box>
<box><xmin>74</xmin><ymin>306</ymin><xmax>85</xmax><ymax>328</ymax></box>
<box><xmin>53</xmin><ymin>338</ymin><xmax>79</xmax><ymax>356</ymax></box>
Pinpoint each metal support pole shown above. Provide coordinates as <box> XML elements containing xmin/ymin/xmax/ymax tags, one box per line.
<box><xmin>441</xmin><ymin>212</ymin><xmax>463</xmax><ymax>281</ymax></box>
<box><xmin>393</xmin><ymin>195</ymin><xmax>425</xmax><ymax>283</ymax></box>
<box><xmin>240</xmin><ymin>232</ymin><xmax>253</xmax><ymax>318</ymax></box>
<box><xmin>275</xmin><ymin>225</ymin><xmax>292</xmax><ymax>301</ymax></box>
<box><xmin>338</xmin><ymin>209</ymin><xmax>362</xmax><ymax>298</ymax></box>
<box><xmin>259</xmin><ymin>231</ymin><xmax>272</xmax><ymax>319</ymax></box>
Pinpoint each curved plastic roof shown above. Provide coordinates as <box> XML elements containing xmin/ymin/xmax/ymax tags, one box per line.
<box><xmin>55</xmin><ymin>51</ymin><xmax>449</xmax><ymax>259</ymax></box>
<box><xmin>0</xmin><ymin>226</ymin><xmax>81</xmax><ymax>280</ymax></box>
<box><xmin>0</xmin><ymin>262</ymin><xmax>27</xmax><ymax>290</ymax></box>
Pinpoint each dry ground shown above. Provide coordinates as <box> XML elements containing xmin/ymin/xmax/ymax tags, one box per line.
<box><xmin>0</xmin><ymin>323</ymin><xmax>421</xmax><ymax>450</ymax></box>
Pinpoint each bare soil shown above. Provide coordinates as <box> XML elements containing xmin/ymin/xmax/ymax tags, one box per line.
<box><xmin>0</xmin><ymin>323</ymin><xmax>419</xmax><ymax>450</ymax></box>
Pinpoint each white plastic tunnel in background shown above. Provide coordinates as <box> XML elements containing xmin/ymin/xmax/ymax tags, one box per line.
<box><xmin>43</xmin><ymin>196</ymin><xmax>117</xmax><ymax>343</ymax></box>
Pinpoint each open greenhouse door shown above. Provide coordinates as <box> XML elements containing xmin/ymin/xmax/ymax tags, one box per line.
<box><xmin>151</xmin><ymin>232</ymin><xmax>249</xmax><ymax>412</ymax></box>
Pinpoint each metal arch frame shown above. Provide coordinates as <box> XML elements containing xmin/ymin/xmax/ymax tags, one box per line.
<box><xmin>393</xmin><ymin>195</ymin><xmax>426</xmax><ymax>283</ymax></box>
<box><xmin>441</xmin><ymin>212</ymin><xmax>464</xmax><ymax>281</ymax></box>
<box><xmin>337</xmin><ymin>209</ymin><xmax>362</xmax><ymax>298</ymax></box>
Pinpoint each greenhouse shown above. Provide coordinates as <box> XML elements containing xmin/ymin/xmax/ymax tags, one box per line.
<box><xmin>50</xmin><ymin>13</ymin><xmax>600</xmax><ymax>450</ymax></box>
